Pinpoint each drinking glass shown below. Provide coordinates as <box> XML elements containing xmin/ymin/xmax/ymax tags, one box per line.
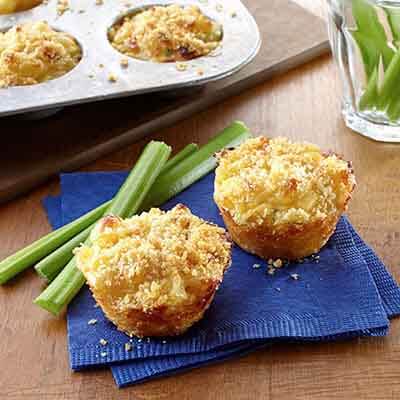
<box><xmin>327</xmin><ymin>0</ymin><xmax>400</xmax><ymax>142</ymax></box>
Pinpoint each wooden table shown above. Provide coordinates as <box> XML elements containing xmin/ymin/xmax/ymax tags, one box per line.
<box><xmin>1</xmin><ymin>1</ymin><xmax>400</xmax><ymax>399</ymax></box>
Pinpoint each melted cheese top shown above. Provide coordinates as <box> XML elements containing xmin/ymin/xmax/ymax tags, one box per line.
<box><xmin>108</xmin><ymin>5</ymin><xmax>222</xmax><ymax>62</ymax></box>
<box><xmin>76</xmin><ymin>205</ymin><xmax>231</xmax><ymax>313</ymax></box>
<box><xmin>0</xmin><ymin>21</ymin><xmax>81</xmax><ymax>87</ymax></box>
<box><xmin>214</xmin><ymin>137</ymin><xmax>355</xmax><ymax>227</ymax></box>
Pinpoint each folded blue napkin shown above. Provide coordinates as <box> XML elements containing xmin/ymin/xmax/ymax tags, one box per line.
<box><xmin>43</xmin><ymin>171</ymin><xmax>400</xmax><ymax>388</ymax></box>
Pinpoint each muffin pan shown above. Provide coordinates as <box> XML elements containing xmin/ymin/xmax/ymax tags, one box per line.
<box><xmin>0</xmin><ymin>0</ymin><xmax>261</xmax><ymax>117</ymax></box>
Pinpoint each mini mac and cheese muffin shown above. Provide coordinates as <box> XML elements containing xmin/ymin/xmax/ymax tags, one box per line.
<box><xmin>76</xmin><ymin>205</ymin><xmax>232</xmax><ymax>337</ymax></box>
<box><xmin>108</xmin><ymin>5</ymin><xmax>222</xmax><ymax>62</ymax></box>
<box><xmin>0</xmin><ymin>21</ymin><xmax>81</xmax><ymax>88</ymax></box>
<box><xmin>0</xmin><ymin>0</ymin><xmax>42</xmax><ymax>14</ymax></box>
<box><xmin>214</xmin><ymin>137</ymin><xmax>356</xmax><ymax>260</ymax></box>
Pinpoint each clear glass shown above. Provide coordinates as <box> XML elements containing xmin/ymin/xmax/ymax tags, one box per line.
<box><xmin>327</xmin><ymin>0</ymin><xmax>400</xmax><ymax>142</ymax></box>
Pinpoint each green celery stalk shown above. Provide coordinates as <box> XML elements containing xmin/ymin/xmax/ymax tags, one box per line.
<box><xmin>387</xmin><ymin>94</ymin><xmax>400</xmax><ymax>121</ymax></box>
<box><xmin>35</xmin><ymin>227</ymin><xmax>91</xmax><ymax>282</ymax></box>
<box><xmin>351</xmin><ymin>0</ymin><xmax>393</xmax><ymax>111</ymax></box>
<box><xmin>352</xmin><ymin>0</ymin><xmax>394</xmax><ymax>74</ymax></box>
<box><xmin>0</xmin><ymin>202</ymin><xmax>108</xmax><ymax>285</ymax></box>
<box><xmin>142</xmin><ymin>121</ymin><xmax>250</xmax><ymax>209</ymax></box>
<box><xmin>352</xmin><ymin>31</ymin><xmax>384</xmax><ymax>79</ymax></box>
<box><xmin>34</xmin><ymin>121</ymin><xmax>250</xmax><ymax>315</ymax></box>
<box><xmin>377</xmin><ymin>47</ymin><xmax>400</xmax><ymax>111</ymax></box>
<box><xmin>34</xmin><ymin>141</ymin><xmax>171</xmax><ymax>315</ymax></box>
<box><xmin>35</xmin><ymin>143</ymin><xmax>199</xmax><ymax>282</ymax></box>
<box><xmin>359</xmin><ymin>65</ymin><xmax>379</xmax><ymax>110</ymax></box>
<box><xmin>386</xmin><ymin>7</ymin><xmax>400</xmax><ymax>44</ymax></box>
<box><xmin>162</xmin><ymin>143</ymin><xmax>198</xmax><ymax>171</ymax></box>
<box><xmin>102</xmin><ymin>144</ymin><xmax>171</xmax><ymax>216</ymax></box>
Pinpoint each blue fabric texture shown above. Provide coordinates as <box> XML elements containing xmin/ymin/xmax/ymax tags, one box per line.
<box><xmin>42</xmin><ymin>171</ymin><xmax>400</xmax><ymax>388</ymax></box>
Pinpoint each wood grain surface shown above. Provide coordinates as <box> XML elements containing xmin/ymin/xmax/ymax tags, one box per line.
<box><xmin>1</xmin><ymin>1</ymin><xmax>400</xmax><ymax>399</ymax></box>
<box><xmin>0</xmin><ymin>0</ymin><xmax>329</xmax><ymax>204</ymax></box>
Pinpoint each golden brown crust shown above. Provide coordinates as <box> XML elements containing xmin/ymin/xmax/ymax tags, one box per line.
<box><xmin>214</xmin><ymin>137</ymin><xmax>356</xmax><ymax>260</ymax></box>
<box><xmin>76</xmin><ymin>205</ymin><xmax>232</xmax><ymax>337</ymax></box>
<box><xmin>96</xmin><ymin>280</ymin><xmax>218</xmax><ymax>337</ymax></box>
<box><xmin>0</xmin><ymin>21</ymin><xmax>81</xmax><ymax>88</ymax></box>
<box><xmin>108</xmin><ymin>4</ymin><xmax>222</xmax><ymax>62</ymax></box>
<box><xmin>220</xmin><ymin>208</ymin><xmax>338</xmax><ymax>260</ymax></box>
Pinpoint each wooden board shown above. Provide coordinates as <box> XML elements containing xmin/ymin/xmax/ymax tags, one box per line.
<box><xmin>1</xmin><ymin>0</ymin><xmax>329</xmax><ymax>204</ymax></box>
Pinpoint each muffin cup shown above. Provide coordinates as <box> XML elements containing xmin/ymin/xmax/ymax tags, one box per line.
<box><xmin>219</xmin><ymin>207</ymin><xmax>346</xmax><ymax>261</ymax></box>
<box><xmin>77</xmin><ymin>206</ymin><xmax>233</xmax><ymax>338</ymax></box>
<box><xmin>93</xmin><ymin>279</ymin><xmax>221</xmax><ymax>337</ymax></box>
<box><xmin>214</xmin><ymin>137</ymin><xmax>356</xmax><ymax>261</ymax></box>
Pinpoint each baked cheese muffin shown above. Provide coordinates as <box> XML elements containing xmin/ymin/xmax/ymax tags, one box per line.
<box><xmin>75</xmin><ymin>205</ymin><xmax>232</xmax><ymax>337</ymax></box>
<box><xmin>0</xmin><ymin>0</ymin><xmax>42</xmax><ymax>14</ymax></box>
<box><xmin>214</xmin><ymin>137</ymin><xmax>356</xmax><ymax>260</ymax></box>
<box><xmin>108</xmin><ymin>4</ymin><xmax>222</xmax><ymax>62</ymax></box>
<box><xmin>0</xmin><ymin>21</ymin><xmax>81</xmax><ymax>88</ymax></box>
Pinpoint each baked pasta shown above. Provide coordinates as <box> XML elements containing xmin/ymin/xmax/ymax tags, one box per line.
<box><xmin>108</xmin><ymin>4</ymin><xmax>222</xmax><ymax>62</ymax></box>
<box><xmin>0</xmin><ymin>21</ymin><xmax>81</xmax><ymax>88</ymax></box>
<box><xmin>214</xmin><ymin>137</ymin><xmax>356</xmax><ymax>260</ymax></box>
<box><xmin>76</xmin><ymin>204</ymin><xmax>232</xmax><ymax>337</ymax></box>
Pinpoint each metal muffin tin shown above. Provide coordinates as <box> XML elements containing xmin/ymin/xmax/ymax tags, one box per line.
<box><xmin>0</xmin><ymin>0</ymin><xmax>261</xmax><ymax>117</ymax></box>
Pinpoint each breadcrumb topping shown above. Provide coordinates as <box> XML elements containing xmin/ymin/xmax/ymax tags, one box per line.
<box><xmin>76</xmin><ymin>205</ymin><xmax>231</xmax><ymax>336</ymax></box>
<box><xmin>214</xmin><ymin>137</ymin><xmax>356</xmax><ymax>228</ymax></box>
<box><xmin>175</xmin><ymin>61</ymin><xmax>188</xmax><ymax>71</ymax></box>
<box><xmin>56</xmin><ymin>0</ymin><xmax>69</xmax><ymax>15</ymax></box>
<box><xmin>0</xmin><ymin>0</ymin><xmax>42</xmax><ymax>14</ymax></box>
<box><xmin>108</xmin><ymin>73</ymin><xmax>117</xmax><ymax>82</ymax></box>
<box><xmin>120</xmin><ymin>58</ymin><xmax>129</xmax><ymax>68</ymax></box>
<box><xmin>124</xmin><ymin>342</ymin><xmax>132</xmax><ymax>351</ymax></box>
<box><xmin>108</xmin><ymin>4</ymin><xmax>222</xmax><ymax>62</ymax></box>
<box><xmin>0</xmin><ymin>21</ymin><xmax>81</xmax><ymax>88</ymax></box>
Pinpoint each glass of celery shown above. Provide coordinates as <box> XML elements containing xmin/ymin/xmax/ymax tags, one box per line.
<box><xmin>328</xmin><ymin>0</ymin><xmax>400</xmax><ymax>142</ymax></box>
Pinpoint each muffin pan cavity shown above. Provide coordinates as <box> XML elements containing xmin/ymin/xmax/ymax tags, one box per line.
<box><xmin>108</xmin><ymin>4</ymin><xmax>223</xmax><ymax>62</ymax></box>
<box><xmin>0</xmin><ymin>21</ymin><xmax>82</xmax><ymax>88</ymax></box>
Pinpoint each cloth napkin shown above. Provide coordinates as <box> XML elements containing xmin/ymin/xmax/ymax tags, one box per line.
<box><xmin>43</xmin><ymin>171</ymin><xmax>400</xmax><ymax>388</ymax></box>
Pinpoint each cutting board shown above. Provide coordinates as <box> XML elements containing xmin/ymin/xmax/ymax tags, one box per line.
<box><xmin>1</xmin><ymin>0</ymin><xmax>330</xmax><ymax>204</ymax></box>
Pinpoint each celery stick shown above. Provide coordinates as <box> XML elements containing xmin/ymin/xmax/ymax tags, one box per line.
<box><xmin>352</xmin><ymin>0</ymin><xmax>394</xmax><ymax>73</ymax></box>
<box><xmin>386</xmin><ymin>7</ymin><xmax>400</xmax><ymax>44</ymax></box>
<box><xmin>35</xmin><ymin>227</ymin><xmax>91</xmax><ymax>281</ymax></box>
<box><xmin>352</xmin><ymin>31</ymin><xmax>383</xmax><ymax>79</ymax></box>
<box><xmin>105</xmin><ymin>145</ymin><xmax>171</xmax><ymax>217</ymax></box>
<box><xmin>359</xmin><ymin>65</ymin><xmax>379</xmax><ymax>110</ymax></box>
<box><xmin>34</xmin><ymin>141</ymin><xmax>171</xmax><ymax>315</ymax></box>
<box><xmin>141</xmin><ymin>121</ymin><xmax>250</xmax><ymax>210</ymax></box>
<box><xmin>35</xmin><ymin>122</ymin><xmax>250</xmax><ymax>315</ymax></box>
<box><xmin>377</xmin><ymin>48</ymin><xmax>400</xmax><ymax>110</ymax></box>
<box><xmin>35</xmin><ymin>260</ymin><xmax>86</xmax><ymax>315</ymax></box>
<box><xmin>0</xmin><ymin>202</ymin><xmax>108</xmax><ymax>284</ymax></box>
<box><xmin>387</xmin><ymin>96</ymin><xmax>400</xmax><ymax>121</ymax></box>
<box><xmin>35</xmin><ymin>144</ymin><xmax>199</xmax><ymax>282</ymax></box>
<box><xmin>163</xmin><ymin>143</ymin><xmax>198</xmax><ymax>171</ymax></box>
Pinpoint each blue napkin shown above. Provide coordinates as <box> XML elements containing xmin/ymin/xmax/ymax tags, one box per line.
<box><xmin>112</xmin><ymin>341</ymin><xmax>268</xmax><ymax>387</ymax></box>
<box><xmin>43</xmin><ymin>171</ymin><xmax>400</xmax><ymax>387</ymax></box>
